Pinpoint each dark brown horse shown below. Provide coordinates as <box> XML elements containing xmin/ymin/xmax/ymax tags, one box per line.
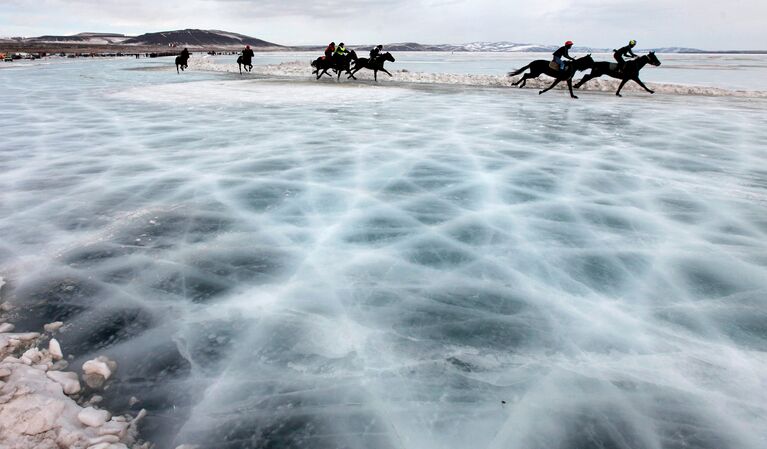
<box><xmin>237</xmin><ymin>55</ymin><xmax>253</xmax><ymax>75</ymax></box>
<box><xmin>508</xmin><ymin>55</ymin><xmax>595</xmax><ymax>99</ymax></box>
<box><xmin>575</xmin><ymin>52</ymin><xmax>662</xmax><ymax>96</ymax></box>
<box><xmin>175</xmin><ymin>54</ymin><xmax>189</xmax><ymax>74</ymax></box>
<box><xmin>349</xmin><ymin>52</ymin><xmax>396</xmax><ymax>81</ymax></box>
<box><xmin>311</xmin><ymin>50</ymin><xmax>358</xmax><ymax>80</ymax></box>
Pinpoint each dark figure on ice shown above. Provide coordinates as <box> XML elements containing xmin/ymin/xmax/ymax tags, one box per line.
<box><xmin>614</xmin><ymin>40</ymin><xmax>638</xmax><ymax>72</ymax></box>
<box><xmin>238</xmin><ymin>45</ymin><xmax>254</xmax><ymax>74</ymax></box>
<box><xmin>508</xmin><ymin>54</ymin><xmax>594</xmax><ymax>98</ymax></box>
<box><xmin>335</xmin><ymin>42</ymin><xmax>349</xmax><ymax>58</ymax></box>
<box><xmin>325</xmin><ymin>42</ymin><xmax>336</xmax><ymax>61</ymax></box>
<box><xmin>553</xmin><ymin>41</ymin><xmax>575</xmax><ymax>71</ymax></box>
<box><xmin>369</xmin><ymin>45</ymin><xmax>383</xmax><ymax>64</ymax></box>
<box><xmin>575</xmin><ymin>51</ymin><xmax>662</xmax><ymax>96</ymax></box>
<box><xmin>175</xmin><ymin>48</ymin><xmax>190</xmax><ymax>74</ymax></box>
<box><xmin>349</xmin><ymin>51</ymin><xmax>396</xmax><ymax>81</ymax></box>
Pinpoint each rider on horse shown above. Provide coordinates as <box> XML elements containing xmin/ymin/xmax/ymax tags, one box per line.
<box><xmin>242</xmin><ymin>45</ymin><xmax>254</xmax><ymax>62</ymax></box>
<box><xmin>324</xmin><ymin>42</ymin><xmax>335</xmax><ymax>60</ymax></box>
<box><xmin>614</xmin><ymin>40</ymin><xmax>638</xmax><ymax>72</ymax></box>
<box><xmin>553</xmin><ymin>41</ymin><xmax>575</xmax><ymax>71</ymax></box>
<box><xmin>335</xmin><ymin>43</ymin><xmax>349</xmax><ymax>59</ymax></box>
<box><xmin>369</xmin><ymin>45</ymin><xmax>383</xmax><ymax>64</ymax></box>
<box><xmin>180</xmin><ymin>48</ymin><xmax>190</xmax><ymax>59</ymax></box>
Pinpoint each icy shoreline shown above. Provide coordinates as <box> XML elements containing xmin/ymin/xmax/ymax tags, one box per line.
<box><xmin>0</xmin><ymin>274</ymin><xmax>150</xmax><ymax>449</ymax></box>
<box><xmin>186</xmin><ymin>56</ymin><xmax>767</xmax><ymax>98</ymax></box>
<box><xmin>0</xmin><ymin>324</ymin><xmax>149</xmax><ymax>449</ymax></box>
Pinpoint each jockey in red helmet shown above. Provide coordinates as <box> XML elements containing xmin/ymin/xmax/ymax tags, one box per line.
<box><xmin>552</xmin><ymin>41</ymin><xmax>575</xmax><ymax>71</ymax></box>
<box><xmin>324</xmin><ymin>42</ymin><xmax>335</xmax><ymax>60</ymax></box>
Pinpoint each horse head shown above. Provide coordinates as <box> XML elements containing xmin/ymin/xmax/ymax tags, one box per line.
<box><xmin>647</xmin><ymin>51</ymin><xmax>662</xmax><ymax>66</ymax></box>
<box><xmin>349</xmin><ymin>50</ymin><xmax>358</xmax><ymax>60</ymax></box>
<box><xmin>383</xmin><ymin>52</ymin><xmax>396</xmax><ymax>63</ymax></box>
<box><xmin>574</xmin><ymin>54</ymin><xmax>595</xmax><ymax>71</ymax></box>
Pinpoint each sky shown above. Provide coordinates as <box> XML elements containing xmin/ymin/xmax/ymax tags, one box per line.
<box><xmin>1</xmin><ymin>0</ymin><xmax>765</xmax><ymax>50</ymax></box>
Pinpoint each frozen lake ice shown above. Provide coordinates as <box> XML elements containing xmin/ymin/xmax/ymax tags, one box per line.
<box><xmin>1</xmin><ymin>58</ymin><xmax>767</xmax><ymax>449</ymax></box>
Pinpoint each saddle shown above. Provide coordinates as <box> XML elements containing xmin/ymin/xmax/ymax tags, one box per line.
<box><xmin>549</xmin><ymin>61</ymin><xmax>567</xmax><ymax>72</ymax></box>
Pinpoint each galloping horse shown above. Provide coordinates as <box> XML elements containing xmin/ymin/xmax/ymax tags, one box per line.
<box><xmin>175</xmin><ymin>54</ymin><xmax>189</xmax><ymax>74</ymax></box>
<box><xmin>575</xmin><ymin>52</ymin><xmax>662</xmax><ymax>96</ymax></box>
<box><xmin>237</xmin><ymin>55</ymin><xmax>253</xmax><ymax>74</ymax></box>
<box><xmin>508</xmin><ymin>55</ymin><xmax>595</xmax><ymax>98</ymax></box>
<box><xmin>311</xmin><ymin>50</ymin><xmax>358</xmax><ymax>80</ymax></box>
<box><xmin>349</xmin><ymin>52</ymin><xmax>396</xmax><ymax>81</ymax></box>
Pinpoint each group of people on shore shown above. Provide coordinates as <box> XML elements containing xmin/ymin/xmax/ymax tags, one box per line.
<box><xmin>553</xmin><ymin>39</ymin><xmax>638</xmax><ymax>71</ymax></box>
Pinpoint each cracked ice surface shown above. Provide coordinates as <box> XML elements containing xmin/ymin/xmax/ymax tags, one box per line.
<box><xmin>1</xmin><ymin>59</ymin><xmax>767</xmax><ymax>449</ymax></box>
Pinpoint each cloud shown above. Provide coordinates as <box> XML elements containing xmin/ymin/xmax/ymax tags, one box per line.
<box><xmin>1</xmin><ymin>0</ymin><xmax>765</xmax><ymax>49</ymax></box>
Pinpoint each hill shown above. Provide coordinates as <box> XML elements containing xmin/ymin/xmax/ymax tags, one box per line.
<box><xmin>123</xmin><ymin>29</ymin><xmax>281</xmax><ymax>48</ymax></box>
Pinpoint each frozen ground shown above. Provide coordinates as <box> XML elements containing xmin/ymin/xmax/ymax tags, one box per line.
<box><xmin>1</xmin><ymin>59</ymin><xmax>767</xmax><ymax>449</ymax></box>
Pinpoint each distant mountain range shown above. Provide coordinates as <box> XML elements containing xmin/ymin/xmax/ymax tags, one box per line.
<box><xmin>8</xmin><ymin>29</ymin><xmax>282</xmax><ymax>48</ymax></box>
<box><xmin>3</xmin><ymin>29</ymin><xmax>764</xmax><ymax>53</ymax></box>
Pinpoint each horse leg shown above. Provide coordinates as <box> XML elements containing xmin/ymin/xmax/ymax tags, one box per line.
<box><xmin>176</xmin><ymin>64</ymin><xmax>179</xmax><ymax>74</ymax></box>
<box><xmin>380</xmin><ymin>68</ymin><xmax>393</xmax><ymax>77</ymax></box>
<box><xmin>539</xmin><ymin>78</ymin><xmax>561</xmax><ymax>95</ymax></box>
<box><xmin>633</xmin><ymin>77</ymin><xmax>654</xmax><ymax>94</ymax></box>
<box><xmin>374</xmin><ymin>70</ymin><xmax>378</xmax><ymax>82</ymax></box>
<box><xmin>615</xmin><ymin>79</ymin><xmax>630</xmax><ymax>97</ymax></box>
<box><xmin>574</xmin><ymin>73</ymin><xmax>595</xmax><ymax>89</ymax></box>
<box><xmin>518</xmin><ymin>73</ymin><xmax>535</xmax><ymax>88</ymax></box>
<box><xmin>239</xmin><ymin>64</ymin><xmax>242</xmax><ymax>75</ymax></box>
<box><xmin>567</xmin><ymin>78</ymin><xmax>578</xmax><ymax>99</ymax></box>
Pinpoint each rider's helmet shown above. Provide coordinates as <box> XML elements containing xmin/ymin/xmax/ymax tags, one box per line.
<box><xmin>629</xmin><ymin>40</ymin><xmax>636</xmax><ymax>46</ymax></box>
<box><xmin>565</xmin><ymin>41</ymin><xmax>574</xmax><ymax>46</ymax></box>
<box><xmin>246</xmin><ymin>45</ymin><xmax>251</xmax><ymax>49</ymax></box>
<box><xmin>330</xmin><ymin>42</ymin><xmax>335</xmax><ymax>46</ymax></box>
<box><xmin>339</xmin><ymin>43</ymin><xmax>345</xmax><ymax>47</ymax></box>
<box><xmin>377</xmin><ymin>45</ymin><xmax>383</xmax><ymax>49</ymax></box>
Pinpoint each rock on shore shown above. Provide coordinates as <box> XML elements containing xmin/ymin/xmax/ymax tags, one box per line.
<box><xmin>0</xmin><ymin>322</ymin><xmax>148</xmax><ymax>449</ymax></box>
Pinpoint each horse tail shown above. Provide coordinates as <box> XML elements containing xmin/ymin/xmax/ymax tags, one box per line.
<box><xmin>508</xmin><ymin>64</ymin><xmax>531</xmax><ymax>77</ymax></box>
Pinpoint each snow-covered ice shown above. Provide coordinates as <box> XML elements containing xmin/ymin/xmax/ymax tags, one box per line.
<box><xmin>1</xmin><ymin>58</ymin><xmax>767</xmax><ymax>448</ymax></box>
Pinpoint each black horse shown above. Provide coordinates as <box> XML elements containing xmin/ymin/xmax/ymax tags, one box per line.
<box><xmin>237</xmin><ymin>55</ymin><xmax>253</xmax><ymax>74</ymax></box>
<box><xmin>349</xmin><ymin>52</ymin><xmax>396</xmax><ymax>81</ymax></box>
<box><xmin>175</xmin><ymin>54</ymin><xmax>189</xmax><ymax>74</ymax></box>
<box><xmin>311</xmin><ymin>50</ymin><xmax>358</xmax><ymax>80</ymax></box>
<box><xmin>508</xmin><ymin>55</ymin><xmax>595</xmax><ymax>98</ymax></box>
<box><xmin>575</xmin><ymin>52</ymin><xmax>662</xmax><ymax>96</ymax></box>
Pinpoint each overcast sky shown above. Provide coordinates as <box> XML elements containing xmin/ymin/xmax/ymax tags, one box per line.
<box><xmin>1</xmin><ymin>0</ymin><xmax>764</xmax><ymax>50</ymax></box>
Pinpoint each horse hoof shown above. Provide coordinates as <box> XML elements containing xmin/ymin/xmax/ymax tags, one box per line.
<box><xmin>538</xmin><ymin>91</ymin><xmax>544</xmax><ymax>95</ymax></box>
<box><xmin>616</xmin><ymin>94</ymin><xmax>623</xmax><ymax>97</ymax></box>
<box><xmin>649</xmin><ymin>90</ymin><xmax>655</xmax><ymax>94</ymax></box>
<box><xmin>572</xmin><ymin>96</ymin><xmax>579</xmax><ymax>99</ymax></box>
